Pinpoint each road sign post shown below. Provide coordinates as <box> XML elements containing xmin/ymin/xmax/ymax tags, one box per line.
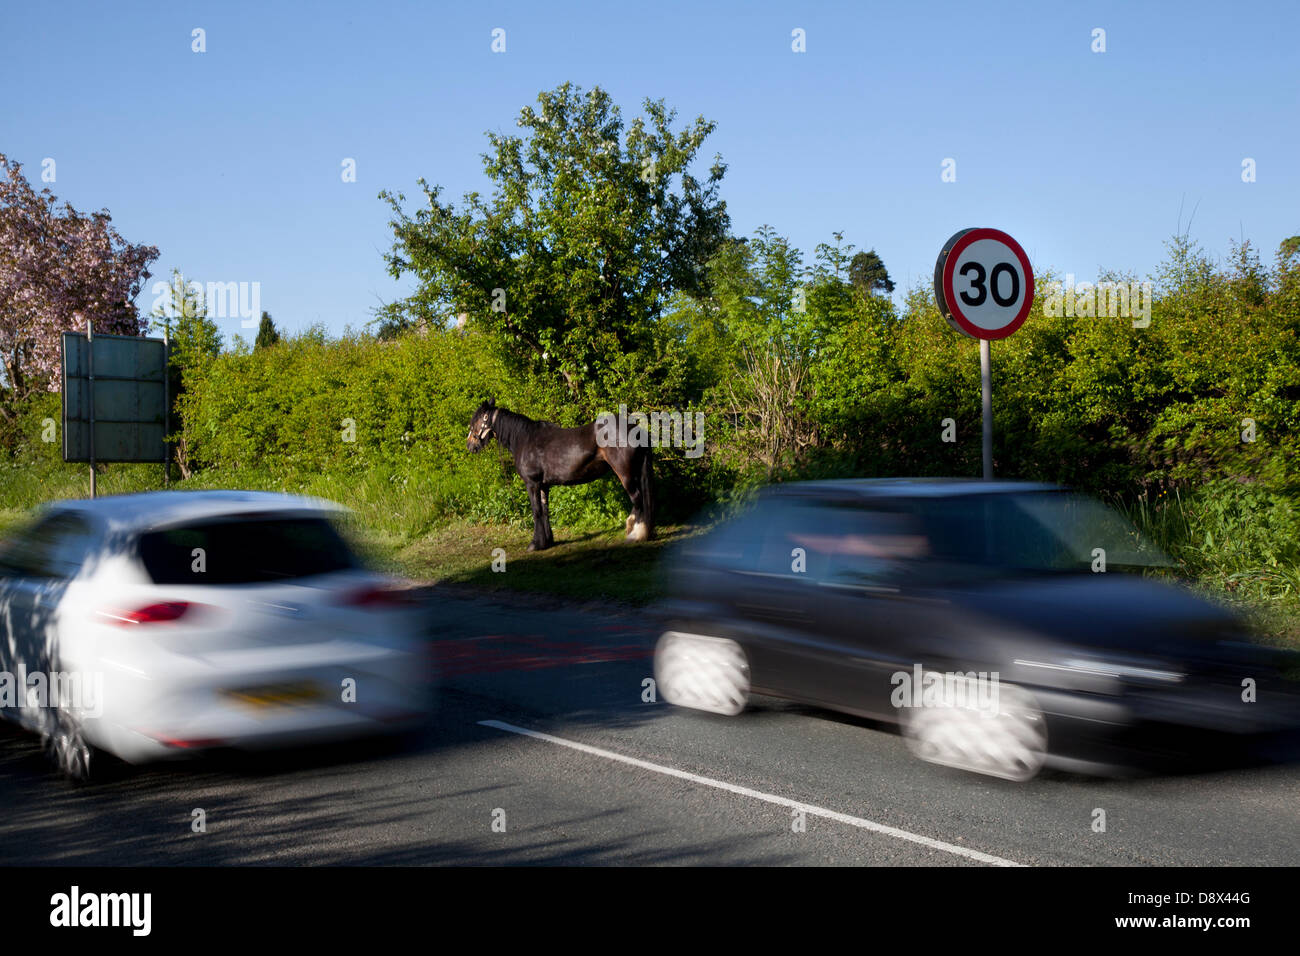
<box><xmin>87</xmin><ymin>320</ymin><xmax>95</xmax><ymax>498</ymax></box>
<box><xmin>934</xmin><ymin>228</ymin><xmax>1034</xmax><ymax>480</ymax></box>
<box><xmin>61</xmin><ymin>331</ymin><xmax>170</xmax><ymax>499</ymax></box>
<box><xmin>980</xmin><ymin>339</ymin><xmax>992</xmax><ymax>480</ymax></box>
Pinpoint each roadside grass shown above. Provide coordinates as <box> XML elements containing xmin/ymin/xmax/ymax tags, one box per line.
<box><xmin>0</xmin><ymin>509</ymin><xmax>28</xmax><ymax>539</ymax></box>
<box><xmin>379</xmin><ymin>519</ymin><xmax>1300</xmax><ymax>648</ymax></box>
<box><xmin>1</xmin><ymin>461</ymin><xmax>1296</xmax><ymax>648</ymax></box>
<box><xmin>385</xmin><ymin>521</ymin><xmax>696</xmax><ymax>605</ymax></box>
<box><xmin>1118</xmin><ymin>483</ymin><xmax>1300</xmax><ymax>650</ymax></box>
<box><xmin>1209</xmin><ymin>593</ymin><xmax>1300</xmax><ymax>651</ymax></box>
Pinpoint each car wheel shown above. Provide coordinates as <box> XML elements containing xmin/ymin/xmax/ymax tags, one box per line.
<box><xmin>42</xmin><ymin>706</ymin><xmax>94</xmax><ymax>784</ymax></box>
<box><xmin>654</xmin><ymin>631</ymin><xmax>750</xmax><ymax>716</ymax></box>
<box><xmin>901</xmin><ymin>675</ymin><xmax>1048</xmax><ymax>782</ymax></box>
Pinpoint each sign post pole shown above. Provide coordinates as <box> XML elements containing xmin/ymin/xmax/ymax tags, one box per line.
<box><xmin>162</xmin><ymin>329</ymin><xmax>170</xmax><ymax>488</ymax></box>
<box><xmin>934</xmin><ymin>227</ymin><xmax>1034</xmax><ymax>482</ymax></box>
<box><xmin>87</xmin><ymin>318</ymin><xmax>96</xmax><ymax>499</ymax></box>
<box><xmin>980</xmin><ymin>339</ymin><xmax>992</xmax><ymax>480</ymax></box>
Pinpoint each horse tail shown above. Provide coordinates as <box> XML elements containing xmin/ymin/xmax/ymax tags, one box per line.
<box><xmin>640</xmin><ymin>446</ymin><xmax>655</xmax><ymax>539</ymax></box>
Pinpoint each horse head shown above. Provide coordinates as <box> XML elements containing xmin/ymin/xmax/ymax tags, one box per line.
<box><xmin>466</xmin><ymin>397</ymin><xmax>497</xmax><ymax>452</ymax></box>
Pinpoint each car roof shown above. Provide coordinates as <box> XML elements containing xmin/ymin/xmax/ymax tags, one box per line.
<box><xmin>40</xmin><ymin>490</ymin><xmax>347</xmax><ymax>532</ymax></box>
<box><xmin>759</xmin><ymin>478</ymin><xmax>1063</xmax><ymax>500</ymax></box>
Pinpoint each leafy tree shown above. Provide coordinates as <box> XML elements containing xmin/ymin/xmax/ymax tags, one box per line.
<box><xmin>849</xmin><ymin>250</ymin><xmax>895</xmax><ymax>297</ymax></box>
<box><xmin>371</xmin><ymin>313</ymin><xmax>418</xmax><ymax>341</ymax></box>
<box><xmin>684</xmin><ymin>226</ymin><xmax>823</xmax><ymax>475</ymax></box>
<box><xmin>150</xmin><ymin>269</ymin><xmax>222</xmax><ymax>367</ymax></box>
<box><xmin>255</xmin><ymin>311</ymin><xmax>281</xmax><ymax>349</ymax></box>
<box><xmin>807</xmin><ymin>232</ymin><xmax>865</xmax><ymax>346</ymax></box>
<box><xmin>814</xmin><ymin>231</ymin><xmax>855</xmax><ymax>280</ymax></box>
<box><xmin>150</xmin><ymin>269</ymin><xmax>223</xmax><ymax>477</ymax></box>
<box><xmin>0</xmin><ymin>153</ymin><xmax>157</xmax><ymax>412</ymax></box>
<box><xmin>380</xmin><ymin>82</ymin><xmax>730</xmax><ymax>407</ymax></box>
<box><xmin>1279</xmin><ymin>235</ymin><xmax>1300</xmax><ymax>266</ymax></box>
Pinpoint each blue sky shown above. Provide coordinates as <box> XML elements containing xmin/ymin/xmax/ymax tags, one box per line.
<box><xmin>3</xmin><ymin>0</ymin><xmax>1296</xmax><ymax>341</ymax></box>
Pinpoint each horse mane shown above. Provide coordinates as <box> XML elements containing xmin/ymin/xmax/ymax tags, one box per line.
<box><xmin>491</xmin><ymin>406</ymin><xmax>546</xmax><ymax>455</ymax></box>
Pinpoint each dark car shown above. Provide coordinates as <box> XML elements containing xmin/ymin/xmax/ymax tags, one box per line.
<box><xmin>654</xmin><ymin>479</ymin><xmax>1300</xmax><ymax>781</ymax></box>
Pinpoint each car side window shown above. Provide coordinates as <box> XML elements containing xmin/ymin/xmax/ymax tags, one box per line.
<box><xmin>0</xmin><ymin>513</ymin><xmax>96</xmax><ymax>579</ymax></box>
<box><xmin>704</xmin><ymin>500</ymin><xmax>929</xmax><ymax>586</ymax></box>
<box><xmin>802</xmin><ymin>507</ymin><xmax>929</xmax><ymax>589</ymax></box>
<box><xmin>691</xmin><ymin>513</ymin><xmax>766</xmax><ymax>574</ymax></box>
<box><xmin>752</xmin><ymin>500</ymin><xmax>898</xmax><ymax>582</ymax></box>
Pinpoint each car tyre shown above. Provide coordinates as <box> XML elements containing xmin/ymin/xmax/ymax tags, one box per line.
<box><xmin>655</xmin><ymin>631</ymin><xmax>750</xmax><ymax>716</ymax></box>
<box><xmin>42</xmin><ymin>705</ymin><xmax>94</xmax><ymax>784</ymax></box>
<box><xmin>901</xmin><ymin>675</ymin><xmax>1048</xmax><ymax>782</ymax></box>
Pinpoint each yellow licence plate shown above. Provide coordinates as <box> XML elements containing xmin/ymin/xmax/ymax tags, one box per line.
<box><xmin>223</xmin><ymin>681</ymin><xmax>323</xmax><ymax>709</ymax></box>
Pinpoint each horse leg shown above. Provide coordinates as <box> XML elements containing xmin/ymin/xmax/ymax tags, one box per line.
<box><xmin>603</xmin><ymin>448</ymin><xmax>650</xmax><ymax>542</ymax></box>
<box><xmin>626</xmin><ymin>491</ymin><xmax>649</xmax><ymax>542</ymax></box>
<box><xmin>539</xmin><ymin>486</ymin><xmax>555</xmax><ymax>549</ymax></box>
<box><xmin>630</xmin><ymin>448</ymin><xmax>653</xmax><ymax>541</ymax></box>
<box><xmin>526</xmin><ymin>482</ymin><xmax>549</xmax><ymax>552</ymax></box>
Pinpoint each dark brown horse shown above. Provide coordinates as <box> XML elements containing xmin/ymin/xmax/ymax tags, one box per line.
<box><xmin>466</xmin><ymin>399</ymin><xmax>654</xmax><ymax>551</ymax></box>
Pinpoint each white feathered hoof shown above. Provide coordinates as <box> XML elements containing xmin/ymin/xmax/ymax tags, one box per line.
<box><xmin>625</xmin><ymin>513</ymin><xmax>636</xmax><ymax>535</ymax></box>
<box><xmin>626</xmin><ymin>519</ymin><xmax>649</xmax><ymax>542</ymax></box>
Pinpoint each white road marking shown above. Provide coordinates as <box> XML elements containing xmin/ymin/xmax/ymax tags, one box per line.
<box><xmin>478</xmin><ymin>718</ymin><xmax>1024</xmax><ymax>867</ymax></box>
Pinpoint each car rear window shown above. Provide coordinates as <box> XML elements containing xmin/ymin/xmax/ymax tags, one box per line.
<box><xmin>137</xmin><ymin>515</ymin><xmax>359</xmax><ymax>585</ymax></box>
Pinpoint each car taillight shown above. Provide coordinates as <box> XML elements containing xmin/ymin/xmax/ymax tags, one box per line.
<box><xmin>102</xmin><ymin>602</ymin><xmax>197</xmax><ymax>625</ymax></box>
<box><xmin>339</xmin><ymin>585</ymin><xmax>415</xmax><ymax>609</ymax></box>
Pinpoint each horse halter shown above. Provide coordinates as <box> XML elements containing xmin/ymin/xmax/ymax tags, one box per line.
<box><xmin>470</xmin><ymin>408</ymin><xmax>497</xmax><ymax>445</ymax></box>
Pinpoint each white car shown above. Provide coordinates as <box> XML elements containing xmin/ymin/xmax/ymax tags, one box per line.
<box><xmin>0</xmin><ymin>490</ymin><xmax>432</xmax><ymax>780</ymax></box>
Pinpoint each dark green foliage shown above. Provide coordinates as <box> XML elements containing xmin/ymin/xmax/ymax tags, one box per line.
<box><xmin>254</xmin><ymin>312</ymin><xmax>280</xmax><ymax>350</ymax></box>
<box><xmin>849</xmin><ymin>249</ymin><xmax>895</xmax><ymax>296</ymax></box>
<box><xmin>378</xmin><ymin>82</ymin><xmax>729</xmax><ymax>412</ymax></box>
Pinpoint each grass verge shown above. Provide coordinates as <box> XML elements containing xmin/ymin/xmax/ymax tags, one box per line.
<box><xmin>1</xmin><ymin>474</ymin><xmax>1296</xmax><ymax>648</ymax></box>
<box><xmin>383</xmin><ymin>521</ymin><xmax>695</xmax><ymax>605</ymax></box>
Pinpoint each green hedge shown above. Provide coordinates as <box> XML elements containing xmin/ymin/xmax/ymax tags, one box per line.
<box><xmin>3</xmin><ymin>237</ymin><xmax>1297</xmax><ymax>612</ymax></box>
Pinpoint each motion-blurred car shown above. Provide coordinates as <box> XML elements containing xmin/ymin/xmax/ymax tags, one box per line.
<box><xmin>655</xmin><ymin>479</ymin><xmax>1300</xmax><ymax>781</ymax></box>
<box><xmin>0</xmin><ymin>491</ymin><xmax>432</xmax><ymax>780</ymax></box>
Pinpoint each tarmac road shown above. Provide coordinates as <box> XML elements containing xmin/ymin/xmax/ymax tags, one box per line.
<box><xmin>1</xmin><ymin>590</ymin><xmax>1297</xmax><ymax>867</ymax></box>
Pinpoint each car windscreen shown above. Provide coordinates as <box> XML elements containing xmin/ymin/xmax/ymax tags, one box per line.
<box><xmin>137</xmin><ymin>514</ymin><xmax>359</xmax><ymax>585</ymax></box>
<box><xmin>912</xmin><ymin>491</ymin><xmax>1173</xmax><ymax>573</ymax></box>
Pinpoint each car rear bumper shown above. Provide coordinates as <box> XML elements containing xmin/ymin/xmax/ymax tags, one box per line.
<box><xmin>80</xmin><ymin>639</ymin><xmax>433</xmax><ymax>763</ymax></box>
<box><xmin>91</xmin><ymin>703</ymin><xmax>429</xmax><ymax>764</ymax></box>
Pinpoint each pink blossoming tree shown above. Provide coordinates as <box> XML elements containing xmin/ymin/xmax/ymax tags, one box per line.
<box><xmin>0</xmin><ymin>153</ymin><xmax>158</xmax><ymax>413</ymax></box>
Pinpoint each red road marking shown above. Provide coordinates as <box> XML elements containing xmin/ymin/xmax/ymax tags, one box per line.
<box><xmin>428</xmin><ymin>633</ymin><xmax>652</xmax><ymax>677</ymax></box>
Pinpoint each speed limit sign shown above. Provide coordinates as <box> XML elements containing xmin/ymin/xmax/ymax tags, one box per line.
<box><xmin>933</xmin><ymin>228</ymin><xmax>1034</xmax><ymax>340</ymax></box>
<box><xmin>934</xmin><ymin>227</ymin><xmax>1034</xmax><ymax>480</ymax></box>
